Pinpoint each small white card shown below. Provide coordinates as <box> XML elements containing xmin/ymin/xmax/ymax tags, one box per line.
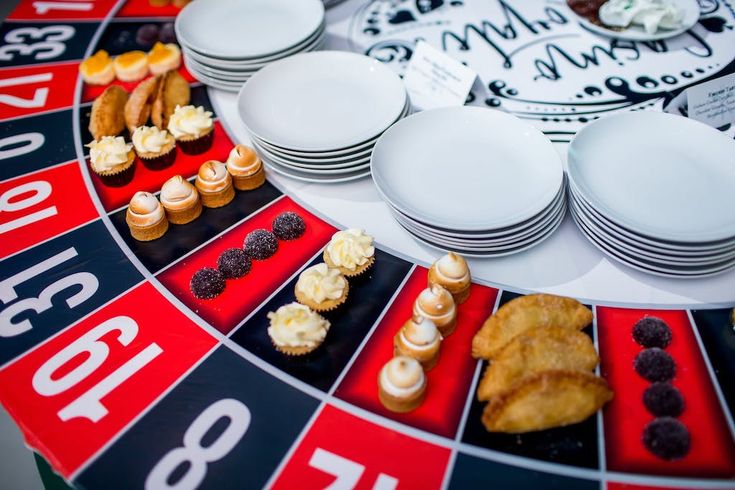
<box><xmin>687</xmin><ymin>72</ymin><xmax>735</xmax><ymax>128</ymax></box>
<box><xmin>403</xmin><ymin>41</ymin><xmax>478</xmax><ymax>111</ymax></box>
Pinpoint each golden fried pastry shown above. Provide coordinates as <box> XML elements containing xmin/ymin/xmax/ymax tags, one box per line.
<box><xmin>152</xmin><ymin>70</ymin><xmax>190</xmax><ymax>130</ymax></box>
<box><xmin>476</xmin><ymin>326</ymin><xmax>598</xmax><ymax>401</ymax></box>
<box><xmin>472</xmin><ymin>294</ymin><xmax>593</xmax><ymax>360</ymax></box>
<box><xmin>89</xmin><ymin>85</ymin><xmax>128</xmax><ymax>140</ymax></box>
<box><xmin>124</xmin><ymin>75</ymin><xmax>160</xmax><ymax>133</ymax></box>
<box><xmin>481</xmin><ymin>370</ymin><xmax>613</xmax><ymax>433</ymax></box>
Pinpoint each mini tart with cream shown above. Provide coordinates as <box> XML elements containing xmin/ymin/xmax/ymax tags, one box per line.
<box><xmin>80</xmin><ymin>50</ymin><xmax>115</xmax><ymax>85</ymax></box>
<box><xmin>113</xmin><ymin>50</ymin><xmax>149</xmax><ymax>82</ymax></box>
<box><xmin>147</xmin><ymin>42</ymin><xmax>181</xmax><ymax>75</ymax></box>
<box><xmin>267</xmin><ymin>302</ymin><xmax>330</xmax><ymax>356</ymax></box>
<box><xmin>132</xmin><ymin>125</ymin><xmax>176</xmax><ymax>170</ymax></box>
<box><xmin>168</xmin><ymin>104</ymin><xmax>214</xmax><ymax>154</ymax></box>
<box><xmin>323</xmin><ymin>228</ymin><xmax>375</xmax><ymax>277</ymax></box>
<box><xmin>226</xmin><ymin>144</ymin><xmax>265</xmax><ymax>190</ymax></box>
<box><xmin>378</xmin><ymin>356</ymin><xmax>427</xmax><ymax>413</ymax></box>
<box><xmin>294</xmin><ymin>263</ymin><xmax>349</xmax><ymax>312</ymax></box>
<box><xmin>413</xmin><ymin>284</ymin><xmax>457</xmax><ymax>337</ymax></box>
<box><xmin>428</xmin><ymin>252</ymin><xmax>471</xmax><ymax>304</ymax></box>
<box><xmin>86</xmin><ymin>136</ymin><xmax>136</xmax><ymax>187</ymax></box>
<box><xmin>125</xmin><ymin>191</ymin><xmax>168</xmax><ymax>241</ymax></box>
<box><xmin>394</xmin><ymin>315</ymin><xmax>442</xmax><ymax>371</ymax></box>
<box><xmin>195</xmin><ymin>160</ymin><xmax>234</xmax><ymax>208</ymax></box>
<box><xmin>160</xmin><ymin>175</ymin><xmax>202</xmax><ymax>224</ymax></box>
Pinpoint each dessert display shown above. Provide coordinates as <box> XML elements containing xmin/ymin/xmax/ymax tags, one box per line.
<box><xmin>412</xmin><ymin>284</ymin><xmax>457</xmax><ymax>337</ymax></box>
<box><xmin>195</xmin><ymin>161</ymin><xmax>235</xmax><ymax>208</ymax></box>
<box><xmin>131</xmin><ymin>125</ymin><xmax>176</xmax><ymax>170</ymax></box>
<box><xmin>160</xmin><ymin>175</ymin><xmax>202</xmax><ymax>224</ymax></box>
<box><xmin>427</xmin><ymin>252</ymin><xmax>471</xmax><ymax>305</ymax></box>
<box><xmin>190</xmin><ymin>267</ymin><xmax>226</xmax><ymax>299</ymax></box>
<box><xmin>124</xmin><ymin>76</ymin><xmax>159</xmax><ymax>133</ymax></box>
<box><xmin>86</xmin><ymin>136</ymin><xmax>136</xmax><ymax>187</ymax></box>
<box><xmin>272</xmin><ymin>212</ymin><xmax>305</xmax><ymax>241</ymax></box>
<box><xmin>217</xmin><ymin>248</ymin><xmax>251</xmax><ymax>279</ymax></box>
<box><xmin>113</xmin><ymin>50</ymin><xmax>149</xmax><ymax>82</ymax></box>
<box><xmin>125</xmin><ymin>191</ymin><xmax>169</xmax><ymax>241</ymax></box>
<box><xmin>323</xmin><ymin>228</ymin><xmax>375</xmax><ymax>277</ymax></box>
<box><xmin>226</xmin><ymin>144</ymin><xmax>266</xmax><ymax>191</ymax></box>
<box><xmin>89</xmin><ymin>85</ymin><xmax>128</xmax><ymax>140</ymax></box>
<box><xmin>79</xmin><ymin>50</ymin><xmax>115</xmax><ymax>85</ymax></box>
<box><xmin>152</xmin><ymin>71</ymin><xmax>191</xmax><ymax>130</ymax></box>
<box><xmin>393</xmin><ymin>315</ymin><xmax>442</xmax><ymax>371</ymax></box>
<box><xmin>167</xmin><ymin>105</ymin><xmax>214</xmax><ymax>154</ymax></box>
<box><xmin>294</xmin><ymin>263</ymin><xmax>349</xmax><ymax>312</ymax></box>
<box><xmin>244</xmin><ymin>229</ymin><xmax>279</xmax><ymax>260</ymax></box>
<box><xmin>267</xmin><ymin>302</ymin><xmax>330</xmax><ymax>356</ymax></box>
<box><xmin>378</xmin><ymin>356</ymin><xmax>427</xmax><ymax>413</ymax></box>
<box><xmin>147</xmin><ymin>42</ymin><xmax>182</xmax><ymax>75</ymax></box>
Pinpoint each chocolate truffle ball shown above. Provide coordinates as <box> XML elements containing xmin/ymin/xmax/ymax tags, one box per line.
<box><xmin>190</xmin><ymin>267</ymin><xmax>225</xmax><ymax>299</ymax></box>
<box><xmin>642</xmin><ymin>417</ymin><xmax>691</xmax><ymax>460</ymax></box>
<box><xmin>634</xmin><ymin>348</ymin><xmax>676</xmax><ymax>382</ymax></box>
<box><xmin>217</xmin><ymin>248</ymin><xmax>251</xmax><ymax>279</ymax></box>
<box><xmin>643</xmin><ymin>382</ymin><xmax>685</xmax><ymax>417</ymax></box>
<box><xmin>272</xmin><ymin>212</ymin><xmax>306</xmax><ymax>241</ymax></box>
<box><xmin>244</xmin><ymin>229</ymin><xmax>278</xmax><ymax>260</ymax></box>
<box><xmin>633</xmin><ymin>316</ymin><xmax>672</xmax><ymax>348</ymax></box>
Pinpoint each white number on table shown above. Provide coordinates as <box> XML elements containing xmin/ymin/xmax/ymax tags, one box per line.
<box><xmin>0</xmin><ymin>133</ymin><xmax>45</xmax><ymax>160</ymax></box>
<box><xmin>32</xmin><ymin>316</ymin><xmax>163</xmax><ymax>422</ymax></box>
<box><xmin>0</xmin><ymin>180</ymin><xmax>58</xmax><ymax>234</ymax></box>
<box><xmin>0</xmin><ymin>248</ymin><xmax>98</xmax><ymax>337</ymax></box>
<box><xmin>309</xmin><ymin>448</ymin><xmax>399</xmax><ymax>490</ymax></box>
<box><xmin>32</xmin><ymin>1</ymin><xmax>94</xmax><ymax>15</ymax></box>
<box><xmin>0</xmin><ymin>73</ymin><xmax>52</xmax><ymax>108</ymax></box>
<box><xmin>145</xmin><ymin>398</ymin><xmax>251</xmax><ymax>490</ymax></box>
<box><xmin>0</xmin><ymin>26</ymin><xmax>75</xmax><ymax>61</ymax></box>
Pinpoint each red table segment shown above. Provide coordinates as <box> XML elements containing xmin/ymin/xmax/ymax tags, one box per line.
<box><xmin>8</xmin><ymin>0</ymin><xmax>117</xmax><ymax>21</ymax></box>
<box><xmin>335</xmin><ymin>267</ymin><xmax>498</xmax><ymax>438</ymax></box>
<box><xmin>273</xmin><ymin>404</ymin><xmax>450</xmax><ymax>489</ymax></box>
<box><xmin>607</xmin><ymin>483</ymin><xmax>700</xmax><ymax>490</ymax></box>
<box><xmin>0</xmin><ymin>62</ymin><xmax>79</xmax><ymax>121</ymax></box>
<box><xmin>116</xmin><ymin>0</ymin><xmax>184</xmax><ymax>19</ymax></box>
<box><xmin>0</xmin><ymin>281</ymin><xmax>218</xmax><ymax>478</ymax></box>
<box><xmin>157</xmin><ymin>196</ymin><xmax>338</xmax><ymax>334</ymax></box>
<box><xmin>597</xmin><ymin>306</ymin><xmax>735</xmax><ymax>477</ymax></box>
<box><xmin>0</xmin><ymin>161</ymin><xmax>98</xmax><ymax>260</ymax></box>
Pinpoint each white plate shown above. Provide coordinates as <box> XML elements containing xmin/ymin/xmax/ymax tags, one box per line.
<box><xmin>261</xmin><ymin>153</ymin><xmax>371</xmax><ymax>183</ymax></box>
<box><xmin>238</xmin><ymin>51</ymin><xmax>406</xmax><ymax>151</ymax></box>
<box><xmin>253</xmin><ymin>140</ymin><xmax>372</xmax><ymax>168</ymax></box>
<box><xmin>568</xmin><ymin>111</ymin><xmax>735</xmax><ymax>243</ymax></box>
<box><xmin>566</xmin><ymin>0</ymin><xmax>700</xmax><ymax>41</ymax></box>
<box><xmin>253</xmin><ymin>141</ymin><xmax>370</xmax><ymax>173</ymax></box>
<box><xmin>175</xmin><ymin>0</ymin><xmax>324</xmax><ymax>59</ymax></box>
<box><xmin>188</xmin><ymin>68</ymin><xmax>244</xmax><ymax>92</ymax></box>
<box><xmin>185</xmin><ymin>58</ymin><xmax>255</xmax><ymax>82</ymax></box>
<box><xmin>371</xmin><ymin>107</ymin><xmax>563</xmax><ymax>232</ymax></box>
<box><xmin>255</xmin><ymin>136</ymin><xmax>374</xmax><ymax>163</ymax></box>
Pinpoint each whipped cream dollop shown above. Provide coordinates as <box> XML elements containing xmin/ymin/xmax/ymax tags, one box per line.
<box><xmin>167</xmin><ymin>105</ymin><xmax>213</xmax><ymax>139</ymax></box>
<box><xmin>400</xmin><ymin>315</ymin><xmax>440</xmax><ymax>351</ymax></box>
<box><xmin>160</xmin><ymin>175</ymin><xmax>198</xmax><ymax>208</ymax></box>
<box><xmin>127</xmin><ymin>191</ymin><xmax>164</xmax><ymax>226</ymax></box>
<box><xmin>599</xmin><ymin>0</ymin><xmax>684</xmax><ymax>34</ymax></box>
<box><xmin>413</xmin><ymin>285</ymin><xmax>456</xmax><ymax>323</ymax></box>
<box><xmin>87</xmin><ymin>136</ymin><xmax>132</xmax><ymax>171</ymax></box>
<box><xmin>326</xmin><ymin>229</ymin><xmax>374</xmax><ymax>271</ymax></box>
<box><xmin>267</xmin><ymin>302</ymin><xmax>330</xmax><ymax>348</ymax></box>
<box><xmin>296</xmin><ymin>263</ymin><xmax>346</xmax><ymax>303</ymax></box>
<box><xmin>226</xmin><ymin>144</ymin><xmax>262</xmax><ymax>176</ymax></box>
<box><xmin>196</xmin><ymin>160</ymin><xmax>230</xmax><ymax>192</ymax></box>
<box><xmin>379</xmin><ymin>356</ymin><xmax>425</xmax><ymax>397</ymax></box>
<box><xmin>132</xmin><ymin>126</ymin><xmax>172</xmax><ymax>154</ymax></box>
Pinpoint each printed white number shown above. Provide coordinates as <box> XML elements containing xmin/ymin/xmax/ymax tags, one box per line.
<box><xmin>0</xmin><ymin>180</ymin><xmax>58</xmax><ymax>234</ymax></box>
<box><xmin>0</xmin><ymin>26</ymin><xmax>75</xmax><ymax>61</ymax></box>
<box><xmin>145</xmin><ymin>398</ymin><xmax>251</xmax><ymax>490</ymax></box>
<box><xmin>309</xmin><ymin>448</ymin><xmax>399</xmax><ymax>490</ymax></box>
<box><xmin>32</xmin><ymin>316</ymin><xmax>163</xmax><ymax>422</ymax></box>
<box><xmin>0</xmin><ymin>73</ymin><xmax>52</xmax><ymax>108</ymax></box>
<box><xmin>32</xmin><ymin>1</ymin><xmax>94</xmax><ymax>14</ymax></box>
<box><xmin>0</xmin><ymin>133</ymin><xmax>45</xmax><ymax>160</ymax></box>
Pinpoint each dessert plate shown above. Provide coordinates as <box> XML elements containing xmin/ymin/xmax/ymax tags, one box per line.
<box><xmin>260</xmin><ymin>153</ymin><xmax>371</xmax><ymax>183</ymax></box>
<box><xmin>252</xmin><ymin>141</ymin><xmax>370</xmax><ymax>173</ymax></box>
<box><xmin>253</xmin><ymin>139</ymin><xmax>373</xmax><ymax>166</ymax></box>
<box><xmin>372</xmin><ymin>107</ymin><xmax>563</xmax><ymax>232</ymax></box>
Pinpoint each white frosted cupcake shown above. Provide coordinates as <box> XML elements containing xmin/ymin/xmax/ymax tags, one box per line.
<box><xmin>294</xmin><ymin>263</ymin><xmax>349</xmax><ymax>312</ymax></box>
<box><xmin>167</xmin><ymin>104</ymin><xmax>214</xmax><ymax>155</ymax></box>
<box><xmin>132</xmin><ymin>125</ymin><xmax>176</xmax><ymax>170</ymax></box>
<box><xmin>86</xmin><ymin>136</ymin><xmax>136</xmax><ymax>187</ymax></box>
<box><xmin>323</xmin><ymin>228</ymin><xmax>375</xmax><ymax>277</ymax></box>
<box><xmin>267</xmin><ymin>302</ymin><xmax>330</xmax><ymax>356</ymax></box>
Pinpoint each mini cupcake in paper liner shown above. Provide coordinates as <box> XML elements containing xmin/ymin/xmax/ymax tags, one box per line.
<box><xmin>294</xmin><ymin>263</ymin><xmax>349</xmax><ymax>312</ymax></box>
<box><xmin>87</xmin><ymin>136</ymin><xmax>136</xmax><ymax>187</ymax></box>
<box><xmin>323</xmin><ymin>228</ymin><xmax>375</xmax><ymax>278</ymax></box>
<box><xmin>168</xmin><ymin>104</ymin><xmax>214</xmax><ymax>155</ymax></box>
<box><xmin>132</xmin><ymin>125</ymin><xmax>177</xmax><ymax>170</ymax></box>
<box><xmin>267</xmin><ymin>302</ymin><xmax>330</xmax><ymax>356</ymax></box>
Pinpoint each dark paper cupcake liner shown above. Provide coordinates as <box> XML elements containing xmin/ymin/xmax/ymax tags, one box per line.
<box><xmin>178</xmin><ymin>129</ymin><xmax>214</xmax><ymax>155</ymax></box>
<box><xmin>95</xmin><ymin>160</ymin><xmax>136</xmax><ymax>187</ymax></box>
<box><xmin>140</xmin><ymin>145</ymin><xmax>177</xmax><ymax>171</ymax></box>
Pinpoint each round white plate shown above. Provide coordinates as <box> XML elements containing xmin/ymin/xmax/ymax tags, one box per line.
<box><xmin>568</xmin><ymin>111</ymin><xmax>735</xmax><ymax>243</ymax></box>
<box><xmin>566</xmin><ymin>0</ymin><xmax>700</xmax><ymax>41</ymax></box>
<box><xmin>371</xmin><ymin>107</ymin><xmax>563</xmax><ymax>232</ymax></box>
<box><xmin>238</xmin><ymin>51</ymin><xmax>406</xmax><ymax>151</ymax></box>
<box><xmin>253</xmin><ymin>141</ymin><xmax>370</xmax><ymax>173</ymax></box>
<box><xmin>175</xmin><ymin>0</ymin><xmax>324</xmax><ymax>59</ymax></box>
<box><xmin>185</xmin><ymin>58</ymin><xmax>255</xmax><ymax>82</ymax></box>
<box><xmin>188</xmin><ymin>68</ymin><xmax>244</xmax><ymax>92</ymax></box>
<box><xmin>261</xmin><ymin>154</ymin><xmax>371</xmax><ymax>183</ymax></box>
<box><xmin>253</xmin><ymin>140</ymin><xmax>372</xmax><ymax>169</ymax></box>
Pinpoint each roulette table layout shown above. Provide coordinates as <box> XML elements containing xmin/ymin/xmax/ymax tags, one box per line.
<box><xmin>0</xmin><ymin>0</ymin><xmax>734</xmax><ymax>488</ymax></box>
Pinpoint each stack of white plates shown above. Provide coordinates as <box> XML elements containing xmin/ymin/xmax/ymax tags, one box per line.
<box><xmin>175</xmin><ymin>0</ymin><xmax>325</xmax><ymax>92</ymax></box>
<box><xmin>568</xmin><ymin>111</ymin><xmax>735</xmax><ymax>278</ymax></box>
<box><xmin>371</xmin><ymin>107</ymin><xmax>566</xmax><ymax>257</ymax></box>
<box><xmin>237</xmin><ymin>51</ymin><xmax>408</xmax><ymax>183</ymax></box>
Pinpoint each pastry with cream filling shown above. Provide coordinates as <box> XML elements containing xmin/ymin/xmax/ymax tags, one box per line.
<box><xmin>87</xmin><ymin>136</ymin><xmax>136</xmax><ymax>187</ymax></box>
<box><xmin>160</xmin><ymin>175</ymin><xmax>202</xmax><ymax>224</ymax></box>
<box><xmin>168</xmin><ymin>104</ymin><xmax>214</xmax><ymax>154</ymax></box>
<box><xmin>323</xmin><ymin>228</ymin><xmax>375</xmax><ymax>277</ymax></box>
<box><xmin>295</xmin><ymin>263</ymin><xmax>349</xmax><ymax>312</ymax></box>
<box><xmin>225</xmin><ymin>144</ymin><xmax>265</xmax><ymax>190</ymax></box>
<box><xmin>428</xmin><ymin>252</ymin><xmax>471</xmax><ymax>305</ymax></box>
<box><xmin>413</xmin><ymin>284</ymin><xmax>457</xmax><ymax>337</ymax></box>
<box><xmin>267</xmin><ymin>302</ymin><xmax>330</xmax><ymax>356</ymax></box>
<box><xmin>195</xmin><ymin>160</ymin><xmax>234</xmax><ymax>208</ymax></box>
<box><xmin>393</xmin><ymin>315</ymin><xmax>442</xmax><ymax>370</ymax></box>
<box><xmin>131</xmin><ymin>125</ymin><xmax>176</xmax><ymax>170</ymax></box>
<box><xmin>125</xmin><ymin>191</ymin><xmax>168</xmax><ymax>241</ymax></box>
<box><xmin>378</xmin><ymin>356</ymin><xmax>427</xmax><ymax>413</ymax></box>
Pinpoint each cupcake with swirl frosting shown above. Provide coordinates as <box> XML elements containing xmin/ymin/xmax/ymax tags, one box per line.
<box><xmin>132</xmin><ymin>125</ymin><xmax>176</xmax><ymax>170</ymax></box>
<box><xmin>323</xmin><ymin>228</ymin><xmax>375</xmax><ymax>277</ymax></box>
<box><xmin>378</xmin><ymin>356</ymin><xmax>427</xmax><ymax>413</ymax></box>
<box><xmin>267</xmin><ymin>302</ymin><xmax>330</xmax><ymax>356</ymax></box>
<box><xmin>125</xmin><ymin>191</ymin><xmax>169</xmax><ymax>241</ymax></box>
<box><xmin>428</xmin><ymin>252</ymin><xmax>471</xmax><ymax>304</ymax></box>
<box><xmin>167</xmin><ymin>104</ymin><xmax>214</xmax><ymax>154</ymax></box>
<box><xmin>86</xmin><ymin>136</ymin><xmax>136</xmax><ymax>187</ymax></box>
<box><xmin>294</xmin><ymin>263</ymin><xmax>349</xmax><ymax>312</ymax></box>
<box><xmin>226</xmin><ymin>144</ymin><xmax>265</xmax><ymax>190</ymax></box>
<box><xmin>160</xmin><ymin>175</ymin><xmax>202</xmax><ymax>224</ymax></box>
<box><xmin>195</xmin><ymin>160</ymin><xmax>234</xmax><ymax>208</ymax></box>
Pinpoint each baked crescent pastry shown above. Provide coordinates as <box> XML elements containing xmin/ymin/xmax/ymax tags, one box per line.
<box><xmin>124</xmin><ymin>75</ymin><xmax>160</xmax><ymax>133</ymax></box>
<box><xmin>472</xmin><ymin>294</ymin><xmax>593</xmax><ymax>360</ymax></box>
<box><xmin>152</xmin><ymin>70</ymin><xmax>190</xmax><ymax>130</ymax></box>
<box><xmin>476</xmin><ymin>326</ymin><xmax>598</xmax><ymax>401</ymax></box>
<box><xmin>89</xmin><ymin>85</ymin><xmax>128</xmax><ymax>140</ymax></box>
<box><xmin>481</xmin><ymin>370</ymin><xmax>613</xmax><ymax>433</ymax></box>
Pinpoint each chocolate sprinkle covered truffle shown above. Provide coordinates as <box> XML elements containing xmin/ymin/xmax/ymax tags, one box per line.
<box><xmin>634</xmin><ymin>348</ymin><xmax>676</xmax><ymax>382</ymax></box>
<box><xmin>244</xmin><ymin>228</ymin><xmax>278</xmax><ymax>260</ymax></box>
<box><xmin>190</xmin><ymin>267</ymin><xmax>225</xmax><ymax>299</ymax></box>
<box><xmin>217</xmin><ymin>248</ymin><xmax>251</xmax><ymax>279</ymax></box>
<box><xmin>643</xmin><ymin>382</ymin><xmax>685</xmax><ymax>417</ymax></box>
<box><xmin>272</xmin><ymin>212</ymin><xmax>306</xmax><ymax>241</ymax></box>
<box><xmin>633</xmin><ymin>316</ymin><xmax>672</xmax><ymax>348</ymax></box>
<box><xmin>642</xmin><ymin>417</ymin><xmax>691</xmax><ymax>460</ymax></box>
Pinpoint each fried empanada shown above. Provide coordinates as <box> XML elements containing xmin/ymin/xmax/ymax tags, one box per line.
<box><xmin>481</xmin><ymin>370</ymin><xmax>613</xmax><ymax>433</ymax></box>
<box><xmin>89</xmin><ymin>85</ymin><xmax>128</xmax><ymax>140</ymax></box>
<box><xmin>477</xmin><ymin>326</ymin><xmax>598</xmax><ymax>401</ymax></box>
<box><xmin>472</xmin><ymin>294</ymin><xmax>593</xmax><ymax>360</ymax></box>
<box><xmin>124</xmin><ymin>75</ymin><xmax>160</xmax><ymax>133</ymax></box>
<box><xmin>152</xmin><ymin>70</ymin><xmax>190</xmax><ymax>130</ymax></box>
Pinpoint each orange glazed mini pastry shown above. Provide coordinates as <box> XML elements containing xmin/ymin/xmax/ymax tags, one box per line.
<box><xmin>80</xmin><ymin>50</ymin><xmax>115</xmax><ymax>85</ymax></box>
<box><xmin>195</xmin><ymin>161</ymin><xmax>234</xmax><ymax>208</ymax></box>
<box><xmin>428</xmin><ymin>252</ymin><xmax>471</xmax><ymax>304</ymax></box>
<box><xmin>160</xmin><ymin>175</ymin><xmax>201</xmax><ymax>224</ymax></box>
<box><xmin>226</xmin><ymin>144</ymin><xmax>265</xmax><ymax>190</ymax></box>
<box><xmin>394</xmin><ymin>314</ymin><xmax>442</xmax><ymax>370</ymax></box>
<box><xmin>126</xmin><ymin>191</ymin><xmax>169</xmax><ymax>241</ymax></box>
<box><xmin>113</xmin><ymin>50</ymin><xmax>149</xmax><ymax>82</ymax></box>
<box><xmin>413</xmin><ymin>284</ymin><xmax>457</xmax><ymax>337</ymax></box>
<box><xmin>148</xmin><ymin>42</ymin><xmax>182</xmax><ymax>75</ymax></box>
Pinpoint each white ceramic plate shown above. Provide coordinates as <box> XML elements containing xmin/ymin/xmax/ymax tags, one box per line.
<box><xmin>238</xmin><ymin>51</ymin><xmax>407</xmax><ymax>151</ymax></box>
<box><xmin>175</xmin><ymin>0</ymin><xmax>324</xmax><ymax>59</ymax></box>
<box><xmin>188</xmin><ymin>67</ymin><xmax>244</xmax><ymax>92</ymax></box>
<box><xmin>184</xmin><ymin>58</ymin><xmax>256</xmax><ymax>82</ymax></box>
<box><xmin>260</xmin><ymin>153</ymin><xmax>371</xmax><ymax>183</ymax></box>
<box><xmin>372</xmin><ymin>107</ymin><xmax>563</xmax><ymax>231</ymax></box>
<box><xmin>568</xmin><ymin>111</ymin><xmax>735</xmax><ymax>243</ymax></box>
<box><xmin>253</xmin><ymin>140</ymin><xmax>372</xmax><ymax>168</ymax></box>
<box><xmin>253</xmin><ymin>141</ymin><xmax>370</xmax><ymax>173</ymax></box>
<box><xmin>566</xmin><ymin>0</ymin><xmax>700</xmax><ymax>41</ymax></box>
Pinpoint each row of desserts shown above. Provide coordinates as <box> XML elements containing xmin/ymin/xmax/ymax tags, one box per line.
<box><xmin>80</xmin><ymin>43</ymin><xmax>182</xmax><ymax>85</ymax></box>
